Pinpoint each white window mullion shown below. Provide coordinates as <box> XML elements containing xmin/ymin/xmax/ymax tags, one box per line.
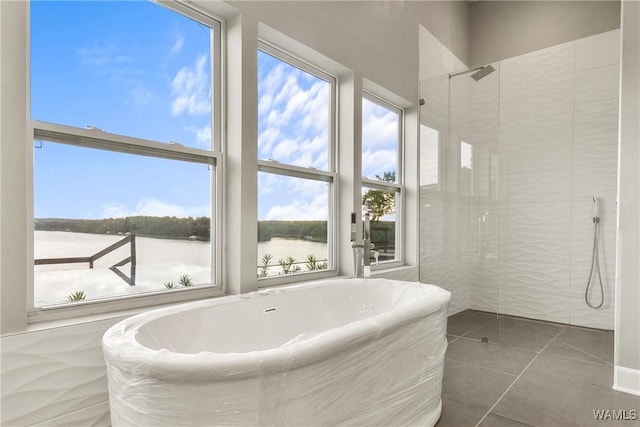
<box><xmin>258</xmin><ymin>160</ymin><xmax>335</xmax><ymax>183</ymax></box>
<box><xmin>361</xmin><ymin>178</ymin><xmax>402</xmax><ymax>192</ymax></box>
<box><xmin>33</xmin><ymin>121</ymin><xmax>218</xmax><ymax>165</ymax></box>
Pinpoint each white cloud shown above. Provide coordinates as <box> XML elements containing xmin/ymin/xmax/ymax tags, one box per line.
<box><xmin>77</xmin><ymin>44</ymin><xmax>133</xmax><ymax>77</ymax></box>
<box><xmin>258</xmin><ymin>93</ymin><xmax>274</xmax><ymax>117</ymax></box>
<box><xmin>264</xmin><ymin>193</ymin><xmax>328</xmax><ymax>221</ymax></box>
<box><xmin>258</xmin><ymin>126</ymin><xmax>281</xmax><ymax>156</ymax></box>
<box><xmin>272</xmin><ymin>138</ymin><xmax>299</xmax><ymax>161</ymax></box>
<box><xmin>257</xmin><ymin>59</ymin><xmax>329</xmax><ymax>169</ymax></box>
<box><xmin>362</xmin><ymin>107</ymin><xmax>399</xmax><ymax>151</ymax></box>
<box><xmin>187</xmin><ymin>124</ymin><xmax>211</xmax><ymax>148</ymax></box>
<box><xmin>362</xmin><ymin>149</ymin><xmax>397</xmax><ymax>179</ymax></box>
<box><xmin>361</xmin><ymin>100</ymin><xmax>399</xmax><ymax>179</ymax></box>
<box><xmin>292</xmin><ymin>177</ymin><xmax>328</xmax><ymax>198</ymax></box>
<box><xmin>101</xmin><ymin>198</ymin><xmax>209</xmax><ymax>218</ymax></box>
<box><xmin>171</xmin><ymin>35</ymin><xmax>184</xmax><ymax>54</ymax></box>
<box><xmin>171</xmin><ymin>54</ymin><xmax>211</xmax><ymax>116</ymax></box>
<box><xmin>257</xmin><ymin>172</ymin><xmax>278</xmax><ymax>196</ymax></box>
<box><xmin>262</xmin><ymin>63</ymin><xmax>285</xmax><ymax>96</ymax></box>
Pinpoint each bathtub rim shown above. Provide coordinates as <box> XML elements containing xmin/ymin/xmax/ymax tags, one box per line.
<box><xmin>102</xmin><ymin>278</ymin><xmax>451</xmax><ymax>382</ymax></box>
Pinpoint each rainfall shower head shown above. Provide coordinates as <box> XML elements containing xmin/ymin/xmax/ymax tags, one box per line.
<box><xmin>449</xmin><ymin>64</ymin><xmax>497</xmax><ymax>81</ymax></box>
<box><xmin>470</xmin><ymin>65</ymin><xmax>496</xmax><ymax>81</ymax></box>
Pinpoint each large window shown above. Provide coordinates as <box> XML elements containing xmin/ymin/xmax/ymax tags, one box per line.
<box><xmin>257</xmin><ymin>43</ymin><xmax>336</xmax><ymax>279</ymax></box>
<box><xmin>362</xmin><ymin>94</ymin><xmax>403</xmax><ymax>264</ymax></box>
<box><xmin>30</xmin><ymin>1</ymin><xmax>222</xmax><ymax>310</ymax></box>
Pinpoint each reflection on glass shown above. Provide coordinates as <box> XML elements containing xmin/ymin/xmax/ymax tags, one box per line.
<box><xmin>257</xmin><ymin>173</ymin><xmax>329</xmax><ymax>277</ymax></box>
<box><xmin>420</xmin><ymin>124</ymin><xmax>439</xmax><ymax>187</ymax></box>
<box><xmin>460</xmin><ymin>141</ymin><xmax>474</xmax><ymax>196</ymax></box>
<box><xmin>33</xmin><ymin>142</ymin><xmax>213</xmax><ymax>307</ymax></box>
<box><xmin>362</xmin><ymin>186</ymin><xmax>398</xmax><ymax>262</ymax></box>
<box><xmin>30</xmin><ymin>1</ymin><xmax>213</xmax><ymax>149</ymax></box>
<box><xmin>461</xmin><ymin>141</ymin><xmax>473</xmax><ymax>169</ymax></box>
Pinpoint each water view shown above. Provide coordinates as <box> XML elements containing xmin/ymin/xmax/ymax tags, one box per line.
<box><xmin>35</xmin><ymin>231</ymin><xmax>212</xmax><ymax>306</ymax></box>
<box><xmin>258</xmin><ymin>238</ymin><xmax>328</xmax><ymax>276</ymax></box>
<box><xmin>35</xmin><ymin>231</ymin><xmax>328</xmax><ymax>305</ymax></box>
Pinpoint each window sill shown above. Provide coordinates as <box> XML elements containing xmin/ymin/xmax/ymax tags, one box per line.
<box><xmin>369</xmin><ymin>265</ymin><xmax>419</xmax><ymax>281</ymax></box>
<box><xmin>257</xmin><ymin>269</ymin><xmax>339</xmax><ymax>288</ymax></box>
<box><xmin>24</xmin><ymin>286</ymin><xmax>224</xmax><ymax>333</ymax></box>
<box><xmin>258</xmin><ymin>266</ymin><xmax>419</xmax><ymax>293</ymax></box>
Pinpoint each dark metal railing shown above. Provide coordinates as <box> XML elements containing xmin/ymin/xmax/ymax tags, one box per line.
<box><xmin>35</xmin><ymin>234</ymin><xmax>136</xmax><ymax>285</ymax></box>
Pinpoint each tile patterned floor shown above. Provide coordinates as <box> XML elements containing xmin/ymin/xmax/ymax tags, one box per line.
<box><xmin>436</xmin><ymin>310</ymin><xmax>640</xmax><ymax>427</ymax></box>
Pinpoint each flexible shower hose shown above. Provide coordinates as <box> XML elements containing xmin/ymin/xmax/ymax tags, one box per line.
<box><xmin>585</xmin><ymin>218</ymin><xmax>604</xmax><ymax>309</ymax></box>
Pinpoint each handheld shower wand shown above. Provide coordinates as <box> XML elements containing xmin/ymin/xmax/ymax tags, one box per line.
<box><xmin>585</xmin><ymin>195</ymin><xmax>604</xmax><ymax>309</ymax></box>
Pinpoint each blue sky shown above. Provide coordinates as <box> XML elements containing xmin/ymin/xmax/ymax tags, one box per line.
<box><xmin>32</xmin><ymin>1</ymin><xmax>213</xmax><ymax>219</ymax></box>
<box><xmin>32</xmin><ymin>1</ymin><xmax>398</xmax><ymax>222</ymax></box>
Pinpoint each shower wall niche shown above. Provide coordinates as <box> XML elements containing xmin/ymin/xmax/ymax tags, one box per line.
<box><xmin>419</xmin><ymin>29</ymin><xmax>620</xmax><ymax>330</ymax></box>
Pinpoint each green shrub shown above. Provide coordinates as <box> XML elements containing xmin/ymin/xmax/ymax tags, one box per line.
<box><xmin>178</xmin><ymin>273</ymin><xmax>194</xmax><ymax>287</ymax></box>
<box><xmin>67</xmin><ymin>290</ymin><xmax>86</xmax><ymax>302</ymax></box>
<box><xmin>258</xmin><ymin>253</ymin><xmax>273</xmax><ymax>278</ymax></box>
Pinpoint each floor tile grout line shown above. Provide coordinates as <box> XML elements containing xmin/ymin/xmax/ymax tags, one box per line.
<box><xmin>473</xmin><ymin>327</ymin><xmax>565</xmax><ymax>427</ymax></box>
<box><xmin>459</xmin><ymin>313</ymin><xmax>565</xmax><ymax>339</ymax></box>
<box><xmin>454</xmin><ymin>334</ymin><xmax>545</xmax><ymax>355</ymax></box>
<box><xmin>557</xmin><ymin>340</ymin><xmax>613</xmax><ymax>365</ymax></box>
<box><xmin>445</xmin><ymin>357</ymin><xmax>520</xmax><ymax>378</ymax></box>
<box><xmin>458</xmin><ymin>318</ymin><xmax>496</xmax><ymax>338</ymax></box>
<box><xmin>487</xmin><ymin>413</ymin><xmax>537</xmax><ymax>427</ymax></box>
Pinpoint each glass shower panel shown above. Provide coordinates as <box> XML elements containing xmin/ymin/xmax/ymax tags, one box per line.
<box><xmin>419</xmin><ymin>62</ymin><xmax>501</xmax><ymax>316</ymax></box>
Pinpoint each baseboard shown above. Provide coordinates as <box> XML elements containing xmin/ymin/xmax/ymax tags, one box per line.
<box><xmin>613</xmin><ymin>365</ymin><xmax>640</xmax><ymax>396</ymax></box>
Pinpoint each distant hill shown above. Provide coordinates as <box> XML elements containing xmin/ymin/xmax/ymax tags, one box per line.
<box><xmin>35</xmin><ymin>216</ymin><xmax>211</xmax><ymax>241</ymax></box>
<box><xmin>35</xmin><ymin>217</ymin><xmax>395</xmax><ymax>247</ymax></box>
<box><xmin>258</xmin><ymin>220</ymin><xmax>328</xmax><ymax>242</ymax></box>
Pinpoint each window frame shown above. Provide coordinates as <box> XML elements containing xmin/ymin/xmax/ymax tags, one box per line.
<box><xmin>27</xmin><ymin>1</ymin><xmax>225</xmax><ymax>322</ymax></box>
<box><xmin>361</xmin><ymin>91</ymin><xmax>405</xmax><ymax>269</ymax></box>
<box><xmin>256</xmin><ymin>41</ymin><xmax>338</xmax><ymax>285</ymax></box>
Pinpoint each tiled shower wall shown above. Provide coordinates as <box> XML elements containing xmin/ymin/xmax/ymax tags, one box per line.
<box><xmin>497</xmin><ymin>30</ymin><xmax>620</xmax><ymax>329</ymax></box>
<box><xmin>420</xmin><ymin>29</ymin><xmax>620</xmax><ymax>329</ymax></box>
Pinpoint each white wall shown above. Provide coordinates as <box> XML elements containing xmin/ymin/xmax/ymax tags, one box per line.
<box><xmin>0</xmin><ymin>0</ymin><xmax>28</xmax><ymax>334</ymax></box>
<box><xmin>614</xmin><ymin>0</ymin><xmax>640</xmax><ymax>396</ymax></box>
<box><xmin>469</xmin><ymin>1</ymin><xmax>621</xmax><ymax>67</ymax></box>
<box><xmin>1</xmin><ymin>318</ymin><xmax>123</xmax><ymax>426</ymax></box>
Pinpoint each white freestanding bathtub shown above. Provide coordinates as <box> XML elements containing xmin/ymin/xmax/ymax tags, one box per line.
<box><xmin>102</xmin><ymin>278</ymin><xmax>450</xmax><ymax>426</ymax></box>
